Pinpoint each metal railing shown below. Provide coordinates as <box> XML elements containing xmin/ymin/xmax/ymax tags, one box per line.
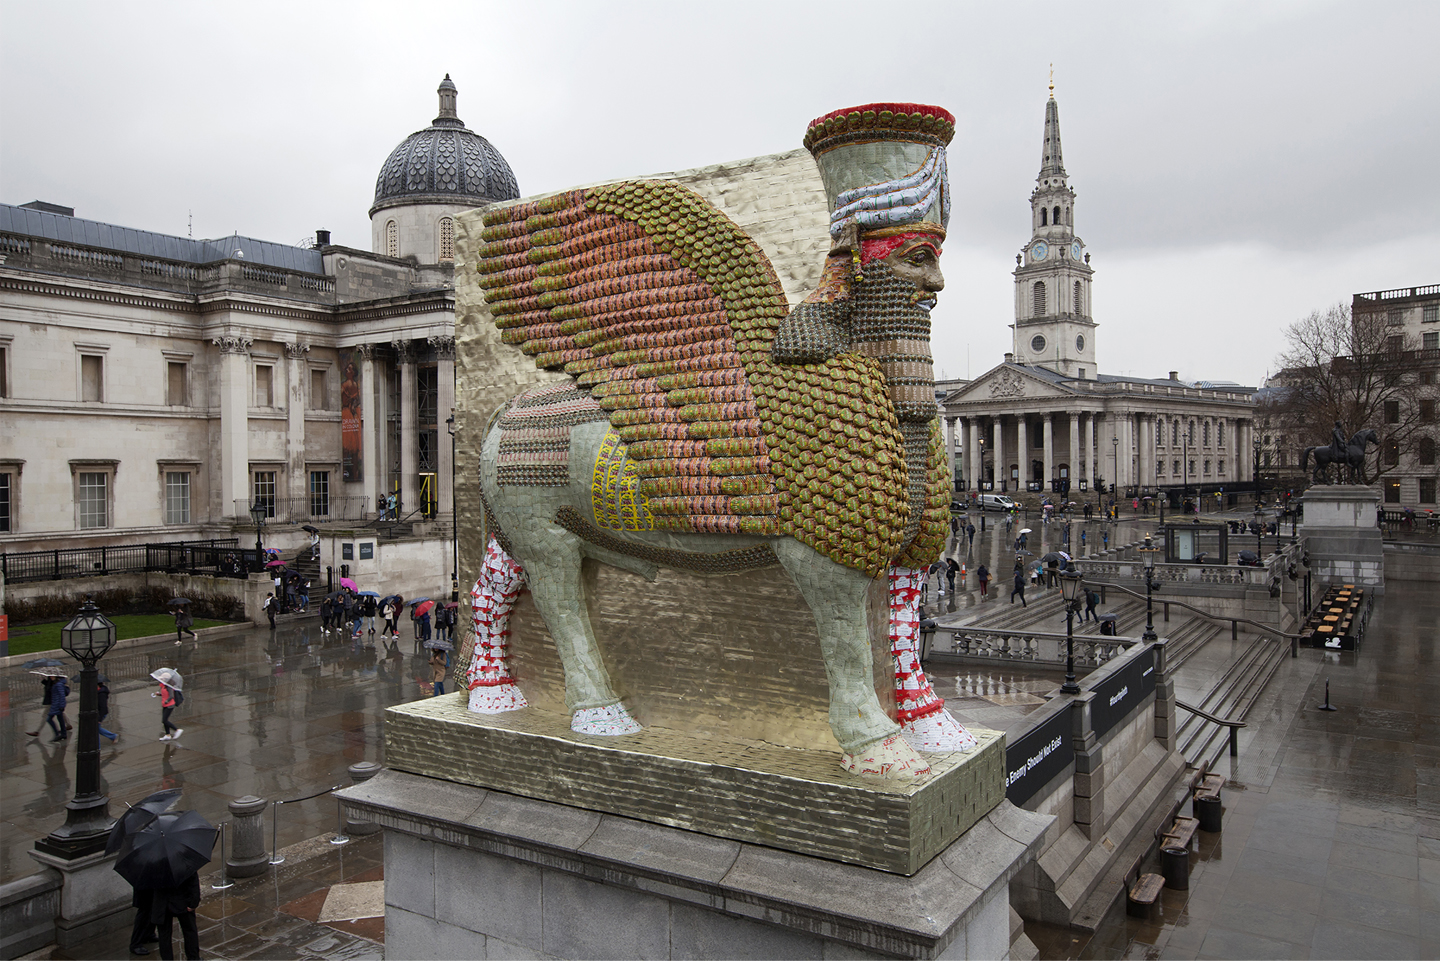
<box><xmin>234</xmin><ymin>496</ymin><xmax>370</xmax><ymax>525</ymax></box>
<box><xmin>1175</xmin><ymin>700</ymin><xmax>1245</xmax><ymax>756</ymax></box>
<box><xmin>0</xmin><ymin>538</ymin><xmax>250</xmax><ymax>584</ymax></box>
<box><xmin>934</xmin><ymin>625</ymin><xmax>1135</xmax><ymax>667</ymax></box>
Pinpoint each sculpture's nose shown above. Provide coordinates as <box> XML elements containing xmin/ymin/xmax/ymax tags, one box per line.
<box><xmin>921</xmin><ymin>261</ymin><xmax>945</xmax><ymax>293</ymax></box>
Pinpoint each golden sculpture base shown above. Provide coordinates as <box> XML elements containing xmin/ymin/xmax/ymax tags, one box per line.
<box><xmin>384</xmin><ymin>694</ymin><xmax>1004</xmax><ymax>876</ymax></box>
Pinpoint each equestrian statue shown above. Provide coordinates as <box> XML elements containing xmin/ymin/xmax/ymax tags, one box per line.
<box><xmin>1302</xmin><ymin>424</ymin><xmax>1379</xmax><ymax>485</ymax></box>
<box><xmin>463</xmin><ymin>104</ymin><xmax>978</xmax><ymax>781</ymax></box>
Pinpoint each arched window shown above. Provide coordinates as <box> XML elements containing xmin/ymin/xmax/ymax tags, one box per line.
<box><xmin>1065</xmin><ymin>207</ymin><xmax>1071</xmax><ymax>225</ymax></box>
<box><xmin>1032</xmin><ymin>281</ymin><xmax>1046</xmax><ymax>317</ymax></box>
<box><xmin>438</xmin><ymin>217</ymin><xmax>455</xmax><ymax>263</ymax></box>
<box><xmin>1053</xmin><ymin>205</ymin><xmax>1061</xmax><ymax>224</ymax></box>
<box><xmin>1073</xmin><ymin>281</ymin><xmax>1082</xmax><ymax>315</ymax></box>
<box><xmin>1040</xmin><ymin>207</ymin><xmax>1047</xmax><ymax>226</ymax></box>
<box><xmin>385</xmin><ymin>220</ymin><xmax>398</xmax><ymax>258</ymax></box>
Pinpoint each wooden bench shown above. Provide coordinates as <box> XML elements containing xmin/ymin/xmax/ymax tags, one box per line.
<box><xmin>1159</xmin><ymin>815</ymin><xmax>1200</xmax><ymax>850</ymax></box>
<box><xmin>1125</xmin><ymin>855</ymin><xmax>1164</xmax><ymax>918</ymax></box>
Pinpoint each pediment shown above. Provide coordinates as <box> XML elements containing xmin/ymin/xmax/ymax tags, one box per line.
<box><xmin>948</xmin><ymin>364</ymin><xmax>1076</xmax><ymax>404</ymax></box>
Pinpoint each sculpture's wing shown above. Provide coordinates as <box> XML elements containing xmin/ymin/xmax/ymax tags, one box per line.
<box><xmin>475</xmin><ymin>180</ymin><xmax>914</xmax><ymax>576</ymax></box>
<box><xmin>475</xmin><ymin>181</ymin><xmax>786</xmax><ymax>537</ymax></box>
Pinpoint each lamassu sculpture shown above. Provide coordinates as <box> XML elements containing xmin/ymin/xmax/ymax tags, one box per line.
<box><xmin>465</xmin><ymin>104</ymin><xmax>976</xmax><ymax>780</ymax></box>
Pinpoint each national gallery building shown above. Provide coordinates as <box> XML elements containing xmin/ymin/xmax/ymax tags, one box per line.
<box><xmin>0</xmin><ymin>77</ymin><xmax>514</xmax><ymax>555</ymax></box>
<box><xmin>941</xmin><ymin>92</ymin><xmax>1257</xmax><ymax>503</ymax></box>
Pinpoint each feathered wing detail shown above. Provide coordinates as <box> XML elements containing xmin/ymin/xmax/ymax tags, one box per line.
<box><xmin>475</xmin><ymin>181</ymin><xmax>915</xmax><ymax>575</ymax></box>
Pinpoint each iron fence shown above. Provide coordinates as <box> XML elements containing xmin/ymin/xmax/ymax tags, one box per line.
<box><xmin>232</xmin><ymin>496</ymin><xmax>370</xmax><ymax>525</ymax></box>
<box><xmin>0</xmin><ymin>539</ymin><xmax>253</xmax><ymax>584</ymax></box>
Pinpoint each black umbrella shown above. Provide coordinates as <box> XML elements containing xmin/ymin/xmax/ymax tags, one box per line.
<box><xmin>168</xmin><ymin>597</ymin><xmax>191</xmax><ymax>606</ymax></box>
<box><xmin>301</xmin><ymin>524</ymin><xmax>320</xmax><ymax>534</ymax></box>
<box><xmin>113</xmin><ymin>810</ymin><xmax>216</xmax><ymax>890</ymax></box>
<box><xmin>22</xmin><ymin>657</ymin><xmax>66</xmax><ymax>670</ymax></box>
<box><xmin>424</xmin><ymin>638</ymin><xmax>454</xmax><ymax>651</ymax></box>
<box><xmin>106</xmin><ymin>788</ymin><xmax>183</xmax><ymax>855</ymax></box>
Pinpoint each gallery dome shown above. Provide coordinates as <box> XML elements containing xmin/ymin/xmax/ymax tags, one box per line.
<box><xmin>369</xmin><ymin>75</ymin><xmax>519</xmax><ymax>216</ymax></box>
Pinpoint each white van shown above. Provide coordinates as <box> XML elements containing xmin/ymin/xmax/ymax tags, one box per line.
<box><xmin>978</xmin><ymin>494</ymin><xmax>1016</xmax><ymax>512</ymax></box>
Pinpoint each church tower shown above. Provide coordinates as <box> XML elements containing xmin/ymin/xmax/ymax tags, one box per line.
<box><xmin>1012</xmin><ymin>78</ymin><xmax>1096</xmax><ymax>378</ymax></box>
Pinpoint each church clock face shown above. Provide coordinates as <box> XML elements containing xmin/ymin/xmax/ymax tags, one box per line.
<box><xmin>1030</xmin><ymin>241</ymin><xmax>1048</xmax><ymax>262</ymax></box>
<box><xmin>1071</xmin><ymin>241</ymin><xmax>1082</xmax><ymax>260</ymax></box>
<box><xmin>1076</xmin><ymin>334</ymin><xmax>1085</xmax><ymax>352</ymax></box>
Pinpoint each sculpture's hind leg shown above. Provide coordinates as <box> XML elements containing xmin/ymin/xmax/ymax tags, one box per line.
<box><xmin>888</xmin><ymin>567</ymin><xmax>977</xmax><ymax>753</ymax></box>
<box><xmin>519</xmin><ymin>524</ymin><xmax>642</xmax><ymax>735</ymax></box>
<box><xmin>773</xmin><ymin>539</ymin><xmax>930</xmax><ymax>779</ymax></box>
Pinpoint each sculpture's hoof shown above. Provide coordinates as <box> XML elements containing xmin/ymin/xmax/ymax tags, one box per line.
<box><xmin>468</xmin><ymin>683</ymin><xmax>529</xmax><ymax>714</ymax></box>
<box><xmin>901</xmin><ymin>709</ymin><xmax>978</xmax><ymax>754</ymax></box>
<box><xmin>840</xmin><ymin>734</ymin><xmax>931</xmax><ymax>780</ymax></box>
<box><xmin>572</xmin><ymin>703</ymin><xmax>642</xmax><ymax>736</ymax></box>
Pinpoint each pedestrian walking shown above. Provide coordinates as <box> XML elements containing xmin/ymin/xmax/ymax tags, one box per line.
<box><xmin>128</xmin><ymin>886</ymin><xmax>159</xmax><ymax>956</ymax></box>
<box><xmin>1083</xmin><ymin>588</ymin><xmax>1100</xmax><ymax>623</ymax></box>
<box><xmin>382</xmin><ymin>598</ymin><xmax>399</xmax><ymax>638</ymax></box>
<box><xmin>950</xmin><ymin>516</ymin><xmax>959</xmax><ymax>542</ymax></box>
<box><xmin>928</xmin><ymin>559</ymin><xmax>946</xmax><ymax>597</ymax></box>
<box><xmin>151</xmin><ymin>670</ymin><xmax>183</xmax><ymax>742</ymax></box>
<box><xmin>976</xmin><ymin>564</ymin><xmax>989</xmax><ymax>596</ymax></box>
<box><xmin>1010</xmin><ymin>565</ymin><xmax>1027</xmax><ymax>607</ymax></box>
<box><xmin>1102</xmin><ymin>529</ymin><xmax>1110</xmax><ymax>549</ymax></box>
<box><xmin>173</xmin><ymin>607</ymin><xmax>196</xmax><ymax>645</ymax></box>
<box><xmin>27</xmin><ymin>674</ymin><xmax>71</xmax><ymax>739</ymax></box>
<box><xmin>298</xmin><ymin>580</ymin><xmax>310</xmax><ymax>613</ymax></box>
<box><xmin>263</xmin><ymin>592</ymin><xmax>276</xmax><ymax>629</ymax></box>
<box><xmin>97</xmin><ymin>677</ymin><xmax>118</xmax><ymax>743</ymax></box>
<box><xmin>966</xmin><ymin>521</ymin><xmax>975</xmax><ymax>548</ymax></box>
<box><xmin>362</xmin><ymin>594</ymin><xmax>378</xmax><ymax>635</ymax></box>
<box><xmin>430</xmin><ymin>650</ymin><xmax>448</xmax><ymax>697</ymax></box>
<box><xmin>945</xmin><ymin>557</ymin><xmax>960</xmax><ymax>596</ymax></box>
<box><xmin>419</xmin><ymin>608</ymin><xmax>433</xmax><ymax>643</ymax></box>
<box><xmin>319</xmin><ymin>596</ymin><xmax>332</xmax><ymax>635</ymax></box>
<box><xmin>1080</xmin><ymin>529</ymin><xmax>1087</xmax><ymax>548</ymax></box>
<box><xmin>46</xmin><ymin>673</ymin><xmax>69</xmax><ymax>742</ymax></box>
<box><xmin>150</xmin><ymin>871</ymin><xmax>201</xmax><ymax>960</ymax></box>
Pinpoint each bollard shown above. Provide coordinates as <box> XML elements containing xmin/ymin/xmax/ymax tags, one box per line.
<box><xmin>1160</xmin><ymin>846</ymin><xmax>1189</xmax><ymax>889</ymax></box>
<box><xmin>1193</xmin><ymin>794</ymin><xmax>1223</xmax><ymax>833</ymax></box>
<box><xmin>344</xmin><ymin>762</ymin><xmax>383</xmax><ymax>836</ymax></box>
<box><xmin>226</xmin><ymin>795</ymin><xmax>270</xmax><ymax>878</ymax></box>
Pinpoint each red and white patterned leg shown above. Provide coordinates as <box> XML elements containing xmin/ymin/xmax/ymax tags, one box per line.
<box><xmin>890</xmin><ymin>566</ymin><xmax>977</xmax><ymax>753</ymax></box>
<box><xmin>467</xmin><ymin>538</ymin><xmax>529</xmax><ymax>714</ymax></box>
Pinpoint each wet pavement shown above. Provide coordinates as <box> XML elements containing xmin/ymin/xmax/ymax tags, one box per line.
<box><xmin>1</xmin><ymin>617</ymin><xmax>437</xmax><ymax>886</ymax></box>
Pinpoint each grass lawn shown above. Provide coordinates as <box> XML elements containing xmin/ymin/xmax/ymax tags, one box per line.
<box><xmin>5</xmin><ymin>614</ymin><xmax>234</xmax><ymax>658</ymax></box>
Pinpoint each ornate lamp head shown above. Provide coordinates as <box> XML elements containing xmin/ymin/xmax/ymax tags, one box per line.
<box><xmin>61</xmin><ymin>596</ymin><xmax>116</xmax><ymax>668</ymax></box>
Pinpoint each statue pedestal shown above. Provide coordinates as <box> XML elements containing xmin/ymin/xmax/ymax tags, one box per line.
<box><xmin>1301</xmin><ymin>485</ymin><xmax>1384</xmax><ymax>594</ymax></box>
<box><xmin>337</xmin><ymin>769</ymin><xmax>1049</xmax><ymax>959</ymax></box>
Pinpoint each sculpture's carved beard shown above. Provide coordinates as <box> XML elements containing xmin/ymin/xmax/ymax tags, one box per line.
<box><xmin>848</xmin><ymin>262</ymin><xmax>936</xmax><ymax>424</ymax></box>
<box><xmin>849</xmin><ymin>262</ymin><xmax>939</xmax><ymax>549</ymax></box>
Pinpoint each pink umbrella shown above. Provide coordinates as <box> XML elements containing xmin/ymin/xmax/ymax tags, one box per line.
<box><xmin>339</xmin><ymin>577</ymin><xmax>359</xmax><ymax>591</ymax></box>
<box><xmin>414</xmin><ymin>599</ymin><xmax>435</xmax><ymax>618</ymax></box>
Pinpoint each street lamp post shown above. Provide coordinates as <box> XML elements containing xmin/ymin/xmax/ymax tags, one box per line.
<box><xmin>249</xmin><ymin>501</ymin><xmax>267</xmax><ymax>573</ymax></box>
<box><xmin>446</xmin><ymin>411</ymin><xmax>459</xmax><ymax>604</ymax></box>
<box><xmin>1060</xmin><ymin>569</ymin><xmax>1084</xmax><ymax>694</ymax></box>
<box><xmin>34</xmin><ymin>597</ymin><xmax>117</xmax><ymax>859</ymax></box>
<box><xmin>1112</xmin><ymin>436</ymin><xmax>1119</xmax><ymax>514</ymax></box>
<box><xmin>1140</xmin><ymin>534</ymin><xmax>1161</xmax><ymax>642</ymax></box>
<box><xmin>1254</xmin><ymin>508</ymin><xmax>1265</xmax><ymax>559</ymax></box>
<box><xmin>1253</xmin><ymin>438</ymin><xmax>1263</xmax><ymax>513</ymax></box>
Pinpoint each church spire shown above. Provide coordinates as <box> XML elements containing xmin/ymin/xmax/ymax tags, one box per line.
<box><xmin>1039</xmin><ymin>78</ymin><xmax>1066</xmax><ymax>180</ymax></box>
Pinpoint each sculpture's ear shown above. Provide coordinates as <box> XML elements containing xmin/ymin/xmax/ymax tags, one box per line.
<box><xmin>771</xmin><ymin>253</ymin><xmax>854</xmax><ymax>365</ymax></box>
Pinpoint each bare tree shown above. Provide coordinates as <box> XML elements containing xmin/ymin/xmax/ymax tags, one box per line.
<box><xmin>1267</xmin><ymin>301</ymin><xmax>1428</xmax><ymax>483</ymax></box>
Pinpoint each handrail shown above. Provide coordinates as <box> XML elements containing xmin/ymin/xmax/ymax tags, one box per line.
<box><xmin>1176</xmin><ymin>698</ymin><xmax>1245</xmax><ymax>757</ymax></box>
<box><xmin>1083</xmin><ymin>579</ymin><xmax>1304</xmax><ymax>643</ymax></box>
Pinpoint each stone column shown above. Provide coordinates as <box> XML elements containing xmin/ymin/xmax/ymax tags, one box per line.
<box><xmin>944</xmin><ymin>417</ymin><xmax>957</xmax><ymax>491</ymax></box>
<box><xmin>1152</xmin><ymin>641</ymin><xmax>1176</xmax><ymax>749</ymax></box>
<box><xmin>1015</xmin><ymin>417</ymin><xmax>1028</xmax><ymax>491</ymax></box>
<box><xmin>286</xmin><ymin>343</ymin><xmax>309</xmax><ymax>517</ymax></box>
<box><xmin>1123</xmin><ymin>414</ymin><xmax>1135</xmax><ymax>489</ymax></box>
<box><xmin>357</xmin><ymin>345</ymin><xmax>379</xmax><ymax>515</ymax></box>
<box><xmin>1084</xmin><ymin>412</ymin><xmax>1096</xmax><ymax>487</ymax></box>
<box><xmin>1042</xmin><ymin>415</ymin><xmax>1054</xmax><ymax>492</ymax></box>
<box><xmin>215</xmin><ymin>335</ymin><xmax>253</xmax><ymax>518</ymax></box>
<box><xmin>992</xmin><ymin>417</ymin><xmax>1005</xmax><ymax>493</ymax></box>
<box><xmin>394</xmin><ymin>340</ymin><xmax>418</xmax><ymax>517</ymax></box>
<box><xmin>968</xmin><ymin>419</ymin><xmax>981</xmax><ymax>491</ymax></box>
<box><xmin>226</xmin><ymin>795</ymin><xmax>270</xmax><ymax>878</ymax></box>
<box><xmin>1068</xmin><ymin>413</ymin><xmax>1080</xmax><ymax>491</ymax></box>
<box><xmin>432</xmin><ymin>335</ymin><xmax>457</xmax><ymax>515</ymax></box>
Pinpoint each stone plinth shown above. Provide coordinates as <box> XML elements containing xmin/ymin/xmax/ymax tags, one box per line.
<box><xmin>385</xmin><ymin>695</ymin><xmax>1004</xmax><ymax>876</ymax></box>
<box><xmin>336</xmin><ymin>769</ymin><xmax>1050</xmax><ymax>960</ymax></box>
<box><xmin>1301</xmin><ymin>485</ymin><xmax>1385</xmax><ymax>594</ymax></box>
<box><xmin>27</xmin><ymin>847</ymin><xmax>133</xmax><ymax>949</ymax></box>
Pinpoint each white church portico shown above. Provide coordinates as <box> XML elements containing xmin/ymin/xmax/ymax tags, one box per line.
<box><xmin>941</xmin><ymin>83</ymin><xmax>1256</xmax><ymax>505</ymax></box>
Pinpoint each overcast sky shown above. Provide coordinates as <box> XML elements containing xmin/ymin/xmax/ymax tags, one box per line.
<box><xmin>3</xmin><ymin>1</ymin><xmax>1437</xmax><ymax>387</ymax></box>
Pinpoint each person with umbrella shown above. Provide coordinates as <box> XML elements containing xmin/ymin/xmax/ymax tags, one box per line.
<box><xmin>97</xmin><ymin>674</ymin><xmax>119</xmax><ymax>743</ymax></box>
<box><xmin>381</xmin><ymin>595</ymin><xmax>399</xmax><ymax>639</ymax></box>
<box><xmin>1010</xmin><ymin>563</ymin><xmax>1027</xmax><ymax>608</ymax></box>
<box><xmin>111</xmin><ymin>800</ymin><xmax>214</xmax><ymax>961</ymax></box>
<box><xmin>23</xmin><ymin>662</ymin><xmax>70</xmax><ymax>739</ymax></box>
<box><xmin>263</xmin><ymin>592</ymin><xmax>276</xmax><ymax>630</ymax></box>
<box><xmin>151</xmin><ymin>669</ymin><xmax>183</xmax><ymax>742</ymax></box>
<box><xmin>45</xmin><ymin>668</ymin><xmax>70</xmax><ymax>742</ymax></box>
<box><xmin>170</xmin><ymin>599</ymin><xmax>196</xmax><ymax>645</ymax></box>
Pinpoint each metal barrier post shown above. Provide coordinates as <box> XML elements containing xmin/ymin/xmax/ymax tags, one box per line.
<box><xmin>212</xmin><ymin>821</ymin><xmax>234</xmax><ymax>891</ymax></box>
<box><xmin>270</xmin><ymin>800</ymin><xmax>284</xmax><ymax>865</ymax></box>
<box><xmin>331</xmin><ymin>801</ymin><xmax>350</xmax><ymax>846</ymax></box>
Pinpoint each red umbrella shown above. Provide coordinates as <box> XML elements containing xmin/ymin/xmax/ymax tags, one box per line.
<box><xmin>414</xmin><ymin>599</ymin><xmax>435</xmax><ymax>618</ymax></box>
